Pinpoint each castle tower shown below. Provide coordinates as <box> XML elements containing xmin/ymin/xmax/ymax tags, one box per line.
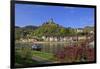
<box><xmin>48</xmin><ymin>18</ymin><xmax>54</xmax><ymax>23</ymax></box>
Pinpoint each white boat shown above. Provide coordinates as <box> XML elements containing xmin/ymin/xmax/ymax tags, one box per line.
<box><xmin>32</xmin><ymin>44</ymin><xmax>42</xmax><ymax>51</ymax></box>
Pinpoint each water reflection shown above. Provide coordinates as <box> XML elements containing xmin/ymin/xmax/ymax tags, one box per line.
<box><xmin>34</xmin><ymin>43</ymin><xmax>68</xmax><ymax>54</ymax></box>
<box><xmin>15</xmin><ymin>42</ymin><xmax>69</xmax><ymax>54</ymax></box>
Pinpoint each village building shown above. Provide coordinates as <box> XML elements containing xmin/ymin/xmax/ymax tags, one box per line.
<box><xmin>76</xmin><ymin>28</ymin><xmax>83</xmax><ymax>33</ymax></box>
<box><xmin>41</xmin><ymin>35</ymin><xmax>89</xmax><ymax>42</ymax></box>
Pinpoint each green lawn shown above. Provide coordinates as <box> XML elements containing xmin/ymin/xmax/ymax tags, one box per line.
<box><xmin>15</xmin><ymin>51</ymin><xmax>41</xmax><ymax>66</ymax></box>
<box><xmin>32</xmin><ymin>51</ymin><xmax>55</xmax><ymax>61</ymax></box>
<box><xmin>15</xmin><ymin>48</ymin><xmax>56</xmax><ymax>67</ymax></box>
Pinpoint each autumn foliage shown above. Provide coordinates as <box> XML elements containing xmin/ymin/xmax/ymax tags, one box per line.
<box><xmin>54</xmin><ymin>43</ymin><xmax>95</xmax><ymax>63</ymax></box>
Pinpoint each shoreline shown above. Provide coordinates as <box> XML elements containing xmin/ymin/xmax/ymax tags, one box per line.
<box><xmin>15</xmin><ymin>41</ymin><xmax>72</xmax><ymax>44</ymax></box>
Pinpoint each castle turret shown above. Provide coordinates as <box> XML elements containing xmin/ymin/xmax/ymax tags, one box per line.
<box><xmin>48</xmin><ymin>18</ymin><xmax>54</xmax><ymax>24</ymax></box>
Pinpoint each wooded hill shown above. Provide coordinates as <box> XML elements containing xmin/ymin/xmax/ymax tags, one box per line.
<box><xmin>15</xmin><ymin>19</ymin><xmax>94</xmax><ymax>40</ymax></box>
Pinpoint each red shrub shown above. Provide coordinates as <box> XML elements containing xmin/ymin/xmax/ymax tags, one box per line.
<box><xmin>54</xmin><ymin>44</ymin><xmax>95</xmax><ymax>63</ymax></box>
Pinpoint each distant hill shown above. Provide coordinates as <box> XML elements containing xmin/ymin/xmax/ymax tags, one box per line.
<box><xmin>33</xmin><ymin>19</ymin><xmax>75</xmax><ymax>37</ymax></box>
<box><xmin>84</xmin><ymin>26</ymin><xmax>94</xmax><ymax>31</ymax></box>
<box><xmin>23</xmin><ymin>25</ymin><xmax>38</xmax><ymax>30</ymax></box>
<box><xmin>15</xmin><ymin>26</ymin><xmax>20</xmax><ymax>28</ymax></box>
<box><xmin>15</xmin><ymin>25</ymin><xmax>38</xmax><ymax>30</ymax></box>
<box><xmin>15</xmin><ymin>19</ymin><xmax>94</xmax><ymax>40</ymax></box>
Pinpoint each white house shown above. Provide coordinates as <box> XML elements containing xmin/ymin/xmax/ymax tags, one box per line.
<box><xmin>76</xmin><ymin>28</ymin><xmax>83</xmax><ymax>33</ymax></box>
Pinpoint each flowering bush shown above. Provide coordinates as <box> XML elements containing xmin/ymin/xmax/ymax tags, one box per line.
<box><xmin>54</xmin><ymin>44</ymin><xmax>95</xmax><ymax>63</ymax></box>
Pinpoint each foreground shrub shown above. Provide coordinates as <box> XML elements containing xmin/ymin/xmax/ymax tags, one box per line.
<box><xmin>54</xmin><ymin>44</ymin><xmax>95</xmax><ymax>63</ymax></box>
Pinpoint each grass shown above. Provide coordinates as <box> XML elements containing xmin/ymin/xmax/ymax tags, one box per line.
<box><xmin>15</xmin><ymin>50</ymin><xmax>41</xmax><ymax>67</ymax></box>
<box><xmin>15</xmin><ymin>49</ymin><xmax>55</xmax><ymax>67</ymax></box>
<box><xmin>32</xmin><ymin>50</ymin><xmax>55</xmax><ymax>61</ymax></box>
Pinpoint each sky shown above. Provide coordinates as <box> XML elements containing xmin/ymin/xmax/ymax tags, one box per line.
<box><xmin>15</xmin><ymin>4</ymin><xmax>95</xmax><ymax>28</ymax></box>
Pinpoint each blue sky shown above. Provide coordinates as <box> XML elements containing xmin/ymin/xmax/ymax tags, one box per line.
<box><xmin>15</xmin><ymin>4</ymin><xmax>94</xmax><ymax>28</ymax></box>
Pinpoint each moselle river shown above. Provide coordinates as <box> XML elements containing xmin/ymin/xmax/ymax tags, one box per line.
<box><xmin>15</xmin><ymin>41</ymin><xmax>94</xmax><ymax>54</ymax></box>
<box><xmin>15</xmin><ymin>42</ymin><xmax>72</xmax><ymax>54</ymax></box>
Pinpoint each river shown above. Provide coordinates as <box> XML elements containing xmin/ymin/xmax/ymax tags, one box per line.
<box><xmin>15</xmin><ymin>42</ymin><xmax>71</xmax><ymax>54</ymax></box>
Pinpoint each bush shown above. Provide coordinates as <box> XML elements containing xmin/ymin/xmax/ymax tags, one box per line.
<box><xmin>54</xmin><ymin>44</ymin><xmax>95</xmax><ymax>63</ymax></box>
<box><xmin>15</xmin><ymin>47</ymin><xmax>33</xmax><ymax>65</ymax></box>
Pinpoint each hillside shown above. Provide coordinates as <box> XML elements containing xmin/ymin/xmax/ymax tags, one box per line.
<box><xmin>15</xmin><ymin>19</ymin><xmax>94</xmax><ymax>40</ymax></box>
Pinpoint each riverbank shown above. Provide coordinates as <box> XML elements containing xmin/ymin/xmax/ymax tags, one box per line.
<box><xmin>15</xmin><ymin>41</ymin><xmax>72</xmax><ymax>44</ymax></box>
